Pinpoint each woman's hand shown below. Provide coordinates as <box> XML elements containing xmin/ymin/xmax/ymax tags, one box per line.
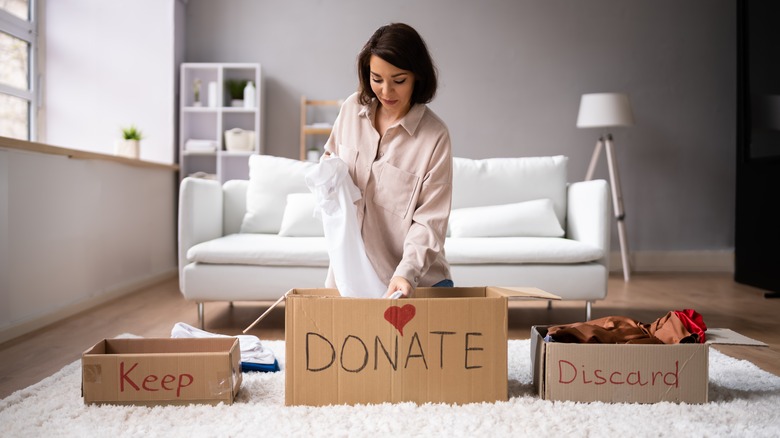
<box><xmin>384</xmin><ymin>276</ymin><xmax>413</xmax><ymax>298</ymax></box>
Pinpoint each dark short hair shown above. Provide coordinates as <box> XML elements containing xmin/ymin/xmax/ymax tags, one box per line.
<box><xmin>357</xmin><ymin>23</ymin><xmax>438</xmax><ymax>106</ymax></box>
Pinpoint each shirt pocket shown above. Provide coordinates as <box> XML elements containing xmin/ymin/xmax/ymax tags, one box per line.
<box><xmin>374</xmin><ymin>163</ymin><xmax>420</xmax><ymax>219</ymax></box>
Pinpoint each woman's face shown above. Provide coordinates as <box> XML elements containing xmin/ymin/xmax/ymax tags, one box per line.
<box><xmin>369</xmin><ymin>55</ymin><xmax>415</xmax><ymax>115</ymax></box>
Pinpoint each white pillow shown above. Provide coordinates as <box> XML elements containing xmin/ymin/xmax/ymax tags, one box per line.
<box><xmin>452</xmin><ymin>156</ymin><xmax>568</xmax><ymax>223</ymax></box>
<box><xmin>278</xmin><ymin>193</ymin><xmax>324</xmax><ymax>237</ymax></box>
<box><xmin>448</xmin><ymin>199</ymin><xmax>565</xmax><ymax>238</ymax></box>
<box><xmin>240</xmin><ymin>155</ymin><xmax>315</xmax><ymax>234</ymax></box>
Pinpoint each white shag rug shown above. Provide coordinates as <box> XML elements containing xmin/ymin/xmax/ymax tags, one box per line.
<box><xmin>2</xmin><ymin>340</ymin><xmax>779</xmax><ymax>438</ymax></box>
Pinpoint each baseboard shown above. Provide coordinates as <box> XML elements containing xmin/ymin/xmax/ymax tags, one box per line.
<box><xmin>0</xmin><ymin>269</ymin><xmax>177</xmax><ymax>345</ymax></box>
<box><xmin>609</xmin><ymin>250</ymin><xmax>734</xmax><ymax>273</ymax></box>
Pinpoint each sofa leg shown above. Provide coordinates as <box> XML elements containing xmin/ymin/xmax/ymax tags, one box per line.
<box><xmin>586</xmin><ymin>301</ymin><xmax>593</xmax><ymax>321</ymax></box>
<box><xmin>547</xmin><ymin>301</ymin><xmax>552</xmax><ymax>310</ymax></box>
<box><xmin>197</xmin><ymin>302</ymin><xmax>205</xmax><ymax>329</ymax></box>
<box><xmin>229</xmin><ymin>301</ymin><xmax>234</xmax><ymax>308</ymax></box>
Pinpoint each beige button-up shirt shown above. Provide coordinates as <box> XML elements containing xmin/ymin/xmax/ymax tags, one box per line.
<box><xmin>324</xmin><ymin>92</ymin><xmax>452</xmax><ymax>288</ymax></box>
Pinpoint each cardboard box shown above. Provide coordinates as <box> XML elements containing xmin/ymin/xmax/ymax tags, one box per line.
<box><xmin>284</xmin><ymin>286</ymin><xmax>559</xmax><ymax>406</ymax></box>
<box><xmin>82</xmin><ymin>338</ymin><xmax>242</xmax><ymax>406</ymax></box>
<box><xmin>531</xmin><ymin>325</ymin><xmax>709</xmax><ymax>404</ymax></box>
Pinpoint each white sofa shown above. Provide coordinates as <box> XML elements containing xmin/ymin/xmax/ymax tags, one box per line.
<box><xmin>178</xmin><ymin>155</ymin><xmax>610</xmax><ymax>328</ymax></box>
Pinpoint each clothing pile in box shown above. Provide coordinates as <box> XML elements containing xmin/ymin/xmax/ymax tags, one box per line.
<box><xmin>544</xmin><ymin>309</ymin><xmax>707</xmax><ymax>344</ymax></box>
<box><xmin>171</xmin><ymin>322</ymin><xmax>280</xmax><ymax>372</ymax></box>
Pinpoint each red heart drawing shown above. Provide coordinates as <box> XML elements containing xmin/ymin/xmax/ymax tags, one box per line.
<box><xmin>384</xmin><ymin>304</ymin><xmax>416</xmax><ymax>336</ymax></box>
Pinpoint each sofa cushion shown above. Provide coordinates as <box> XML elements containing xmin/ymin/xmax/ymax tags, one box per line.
<box><xmin>452</xmin><ymin>155</ymin><xmax>568</xmax><ymax>225</ymax></box>
<box><xmin>278</xmin><ymin>193</ymin><xmax>324</xmax><ymax>237</ymax></box>
<box><xmin>187</xmin><ymin>233</ymin><xmax>329</xmax><ymax>267</ymax></box>
<box><xmin>240</xmin><ymin>155</ymin><xmax>315</xmax><ymax>234</ymax></box>
<box><xmin>449</xmin><ymin>199</ymin><xmax>565</xmax><ymax>238</ymax></box>
<box><xmin>445</xmin><ymin>237</ymin><xmax>603</xmax><ymax>264</ymax></box>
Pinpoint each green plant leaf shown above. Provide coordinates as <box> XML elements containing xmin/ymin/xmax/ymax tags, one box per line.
<box><xmin>121</xmin><ymin>125</ymin><xmax>144</xmax><ymax>140</ymax></box>
<box><xmin>225</xmin><ymin>79</ymin><xmax>249</xmax><ymax>100</ymax></box>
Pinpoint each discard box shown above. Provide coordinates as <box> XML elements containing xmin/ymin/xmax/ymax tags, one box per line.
<box><xmin>82</xmin><ymin>338</ymin><xmax>242</xmax><ymax>406</ymax></box>
<box><xmin>531</xmin><ymin>325</ymin><xmax>708</xmax><ymax>404</ymax></box>
<box><xmin>285</xmin><ymin>286</ymin><xmax>559</xmax><ymax>406</ymax></box>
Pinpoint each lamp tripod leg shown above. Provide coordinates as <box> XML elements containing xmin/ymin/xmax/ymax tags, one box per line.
<box><xmin>585</xmin><ymin>138</ymin><xmax>603</xmax><ymax>182</ymax></box>
<box><xmin>604</xmin><ymin>136</ymin><xmax>631</xmax><ymax>281</ymax></box>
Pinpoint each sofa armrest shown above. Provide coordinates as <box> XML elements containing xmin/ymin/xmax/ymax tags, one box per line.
<box><xmin>566</xmin><ymin>179</ymin><xmax>611</xmax><ymax>268</ymax></box>
<box><xmin>178</xmin><ymin>177</ymin><xmax>224</xmax><ymax>286</ymax></box>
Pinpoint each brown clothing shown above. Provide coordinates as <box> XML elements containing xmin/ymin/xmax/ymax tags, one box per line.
<box><xmin>547</xmin><ymin>312</ymin><xmax>697</xmax><ymax>344</ymax></box>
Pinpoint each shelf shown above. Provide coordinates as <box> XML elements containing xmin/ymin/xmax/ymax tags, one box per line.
<box><xmin>300</xmin><ymin>96</ymin><xmax>340</xmax><ymax>161</ymax></box>
<box><xmin>182</xmin><ymin>150</ymin><xmax>217</xmax><ymax>156</ymax></box>
<box><xmin>220</xmin><ymin>150</ymin><xmax>255</xmax><ymax>156</ymax></box>
<box><xmin>222</xmin><ymin>107</ymin><xmax>257</xmax><ymax>113</ymax></box>
<box><xmin>182</xmin><ymin>106</ymin><xmax>219</xmax><ymax>113</ymax></box>
<box><xmin>180</xmin><ymin>62</ymin><xmax>262</xmax><ymax>183</ymax></box>
<box><xmin>303</xmin><ymin>127</ymin><xmax>333</xmax><ymax>135</ymax></box>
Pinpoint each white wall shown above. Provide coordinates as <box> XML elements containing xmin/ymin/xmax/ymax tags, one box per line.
<box><xmin>0</xmin><ymin>0</ymin><xmax>185</xmax><ymax>343</ymax></box>
<box><xmin>44</xmin><ymin>0</ymin><xmax>177</xmax><ymax>165</ymax></box>
<box><xmin>0</xmin><ymin>147</ymin><xmax>177</xmax><ymax>343</ymax></box>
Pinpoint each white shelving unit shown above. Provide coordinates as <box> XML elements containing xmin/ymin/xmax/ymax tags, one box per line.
<box><xmin>179</xmin><ymin>63</ymin><xmax>262</xmax><ymax>182</ymax></box>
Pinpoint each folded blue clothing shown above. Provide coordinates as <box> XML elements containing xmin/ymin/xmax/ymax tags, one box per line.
<box><xmin>241</xmin><ymin>359</ymin><xmax>280</xmax><ymax>373</ymax></box>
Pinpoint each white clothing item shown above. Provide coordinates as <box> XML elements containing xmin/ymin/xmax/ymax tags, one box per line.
<box><xmin>305</xmin><ymin>155</ymin><xmax>387</xmax><ymax>298</ymax></box>
<box><xmin>170</xmin><ymin>322</ymin><xmax>276</xmax><ymax>365</ymax></box>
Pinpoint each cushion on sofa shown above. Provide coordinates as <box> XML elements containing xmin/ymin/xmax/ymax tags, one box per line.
<box><xmin>278</xmin><ymin>193</ymin><xmax>324</xmax><ymax>237</ymax></box>
<box><xmin>187</xmin><ymin>233</ymin><xmax>329</xmax><ymax>267</ymax></box>
<box><xmin>186</xmin><ymin>234</ymin><xmax>602</xmax><ymax>268</ymax></box>
<box><xmin>449</xmin><ymin>198</ymin><xmax>565</xmax><ymax>238</ymax></box>
<box><xmin>444</xmin><ymin>237</ymin><xmax>604</xmax><ymax>264</ymax></box>
<box><xmin>240</xmin><ymin>155</ymin><xmax>314</xmax><ymax>234</ymax></box>
<box><xmin>452</xmin><ymin>156</ymin><xmax>568</xmax><ymax>225</ymax></box>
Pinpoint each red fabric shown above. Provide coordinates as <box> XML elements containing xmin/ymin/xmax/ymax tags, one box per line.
<box><xmin>674</xmin><ymin>309</ymin><xmax>707</xmax><ymax>343</ymax></box>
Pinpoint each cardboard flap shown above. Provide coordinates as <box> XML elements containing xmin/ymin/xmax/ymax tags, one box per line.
<box><xmin>706</xmin><ymin>328</ymin><xmax>768</xmax><ymax>346</ymax></box>
<box><xmin>489</xmin><ymin>287</ymin><xmax>561</xmax><ymax>300</ymax></box>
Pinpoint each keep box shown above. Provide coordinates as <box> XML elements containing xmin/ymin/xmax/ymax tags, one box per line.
<box><xmin>82</xmin><ymin>337</ymin><xmax>242</xmax><ymax>406</ymax></box>
<box><xmin>284</xmin><ymin>286</ymin><xmax>559</xmax><ymax>406</ymax></box>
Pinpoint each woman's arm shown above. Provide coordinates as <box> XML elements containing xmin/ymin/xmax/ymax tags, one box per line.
<box><xmin>392</xmin><ymin>130</ymin><xmax>453</xmax><ymax>293</ymax></box>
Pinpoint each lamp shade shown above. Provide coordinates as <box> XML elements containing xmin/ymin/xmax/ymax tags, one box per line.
<box><xmin>576</xmin><ymin>93</ymin><xmax>634</xmax><ymax>128</ymax></box>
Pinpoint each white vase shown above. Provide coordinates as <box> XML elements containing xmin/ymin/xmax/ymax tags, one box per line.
<box><xmin>243</xmin><ymin>81</ymin><xmax>255</xmax><ymax>108</ymax></box>
<box><xmin>207</xmin><ymin>81</ymin><xmax>218</xmax><ymax>108</ymax></box>
<box><xmin>115</xmin><ymin>139</ymin><xmax>140</xmax><ymax>159</ymax></box>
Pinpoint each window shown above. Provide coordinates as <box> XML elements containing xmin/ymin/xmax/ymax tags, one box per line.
<box><xmin>0</xmin><ymin>0</ymin><xmax>36</xmax><ymax>141</ymax></box>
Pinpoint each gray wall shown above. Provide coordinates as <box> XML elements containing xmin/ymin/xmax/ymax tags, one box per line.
<box><xmin>184</xmin><ymin>0</ymin><xmax>736</xmax><ymax>253</ymax></box>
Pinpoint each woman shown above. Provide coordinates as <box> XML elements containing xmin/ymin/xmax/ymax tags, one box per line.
<box><xmin>324</xmin><ymin>23</ymin><xmax>453</xmax><ymax>298</ymax></box>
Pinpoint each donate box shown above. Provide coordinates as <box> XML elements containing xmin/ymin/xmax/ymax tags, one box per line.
<box><xmin>531</xmin><ymin>326</ymin><xmax>708</xmax><ymax>404</ymax></box>
<box><xmin>82</xmin><ymin>338</ymin><xmax>242</xmax><ymax>406</ymax></box>
<box><xmin>284</xmin><ymin>287</ymin><xmax>559</xmax><ymax>406</ymax></box>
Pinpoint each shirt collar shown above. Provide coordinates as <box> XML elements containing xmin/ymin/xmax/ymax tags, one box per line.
<box><xmin>359</xmin><ymin>98</ymin><xmax>427</xmax><ymax>136</ymax></box>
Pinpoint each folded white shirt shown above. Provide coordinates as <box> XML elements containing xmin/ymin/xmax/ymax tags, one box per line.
<box><xmin>170</xmin><ymin>322</ymin><xmax>276</xmax><ymax>365</ymax></box>
<box><xmin>185</xmin><ymin>139</ymin><xmax>218</xmax><ymax>152</ymax></box>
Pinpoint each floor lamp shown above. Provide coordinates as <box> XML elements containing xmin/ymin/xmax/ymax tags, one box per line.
<box><xmin>576</xmin><ymin>93</ymin><xmax>634</xmax><ymax>282</ymax></box>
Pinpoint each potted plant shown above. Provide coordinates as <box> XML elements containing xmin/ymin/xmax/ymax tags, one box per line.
<box><xmin>193</xmin><ymin>79</ymin><xmax>202</xmax><ymax>106</ymax></box>
<box><xmin>224</xmin><ymin>79</ymin><xmax>248</xmax><ymax>107</ymax></box>
<box><xmin>115</xmin><ymin>125</ymin><xmax>143</xmax><ymax>159</ymax></box>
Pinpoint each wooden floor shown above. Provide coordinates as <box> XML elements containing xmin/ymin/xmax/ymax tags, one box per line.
<box><xmin>1</xmin><ymin>272</ymin><xmax>779</xmax><ymax>399</ymax></box>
